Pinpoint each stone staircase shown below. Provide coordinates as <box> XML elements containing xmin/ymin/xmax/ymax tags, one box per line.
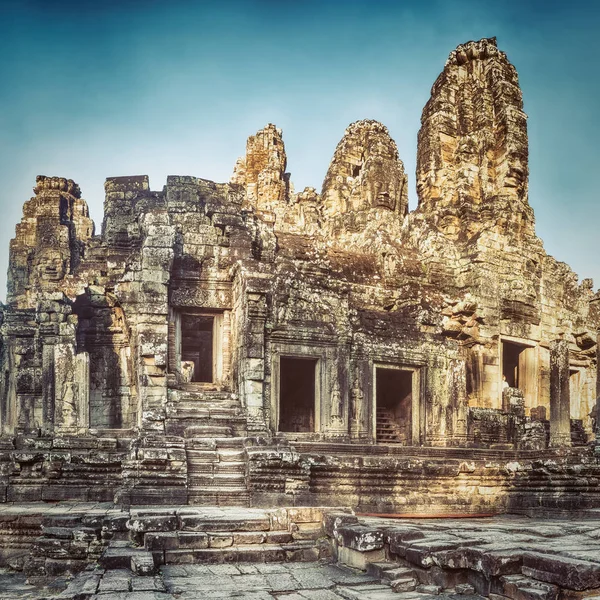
<box><xmin>165</xmin><ymin>385</ymin><xmax>250</xmax><ymax>506</ymax></box>
<box><xmin>100</xmin><ymin>507</ymin><xmax>332</xmax><ymax>571</ymax></box>
<box><xmin>367</xmin><ymin>562</ymin><xmax>420</xmax><ymax>593</ymax></box>
<box><xmin>376</xmin><ymin>407</ymin><xmax>406</xmax><ymax>444</ymax></box>
<box><xmin>185</xmin><ymin>437</ymin><xmax>249</xmax><ymax>506</ymax></box>
<box><xmin>165</xmin><ymin>385</ymin><xmax>247</xmax><ymax>437</ymax></box>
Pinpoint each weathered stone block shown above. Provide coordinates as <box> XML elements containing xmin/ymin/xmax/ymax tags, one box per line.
<box><xmin>336</xmin><ymin>545</ymin><xmax>385</xmax><ymax>570</ymax></box>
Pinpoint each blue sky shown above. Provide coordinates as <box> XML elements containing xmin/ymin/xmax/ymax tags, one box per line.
<box><xmin>1</xmin><ymin>0</ymin><xmax>598</xmax><ymax>300</ymax></box>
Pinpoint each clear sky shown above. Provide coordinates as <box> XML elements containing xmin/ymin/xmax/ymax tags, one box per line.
<box><xmin>1</xmin><ymin>0</ymin><xmax>598</xmax><ymax>301</ymax></box>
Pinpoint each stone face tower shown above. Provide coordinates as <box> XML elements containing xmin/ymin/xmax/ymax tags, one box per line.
<box><xmin>322</xmin><ymin>119</ymin><xmax>408</xmax><ymax>221</ymax></box>
<box><xmin>231</xmin><ymin>123</ymin><xmax>289</xmax><ymax>213</ymax></box>
<box><xmin>7</xmin><ymin>176</ymin><xmax>94</xmax><ymax>308</ymax></box>
<box><xmin>416</xmin><ymin>37</ymin><xmax>532</xmax><ymax>240</ymax></box>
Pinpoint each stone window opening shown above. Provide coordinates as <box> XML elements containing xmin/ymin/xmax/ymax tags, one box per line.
<box><xmin>351</xmin><ymin>164</ymin><xmax>361</xmax><ymax>178</ymax></box>
<box><xmin>174</xmin><ymin>311</ymin><xmax>224</xmax><ymax>385</ymax></box>
<box><xmin>375</xmin><ymin>367</ymin><xmax>413</xmax><ymax>444</ymax></box>
<box><xmin>278</xmin><ymin>357</ymin><xmax>317</xmax><ymax>432</ymax></box>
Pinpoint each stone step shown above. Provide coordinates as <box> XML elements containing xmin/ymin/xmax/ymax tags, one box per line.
<box><xmin>186</xmin><ymin>450</ymin><xmax>219</xmax><ymax>463</ymax></box>
<box><xmin>187</xmin><ymin>491</ymin><xmax>250</xmax><ymax>507</ymax></box>
<box><xmin>159</xmin><ymin>540</ymin><xmax>324</xmax><ymax>564</ymax></box>
<box><xmin>212</xmin><ymin>464</ymin><xmax>246</xmax><ymax>477</ymax></box>
<box><xmin>185</xmin><ymin>436</ymin><xmax>247</xmax><ymax>449</ymax></box>
<box><xmin>171</xmin><ymin>386</ymin><xmax>237</xmax><ymax>397</ymax></box>
<box><xmin>498</xmin><ymin>575</ymin><xmax>559</xmax><ymax>600</ymax></box>
<box><xmin>366</xmin><ymin>562</ymin><xmax>414</xmax><ymax>579</ymax></box>
<box><xmin>186</xmin><ymin>459</ymin><xmax>246</xmax><ymax>472</ymax></box>
<box><xmin>214</xmin><ymin>437</ymin><xmax>247</xmax><ymax>448</ymax></box>
<box><xmin>188</xmin><ymin>473</ymin><xmax>246</xmax><ymax>490</ymax></box>
<box><xmin>100</xmin><ymin>544</ymin><xmax>157</xmax><ymax>575</ymax></box>
<box><xmin>183</xmin><ymin>425</ymin><xmax>233</xmax><ymax>437</ymax></box>
<box><xmin>186</xmin><ymin>462</ymin><xmax>213</xmax><ymax>474</ymax></box>
<box><xmin>290</xmin><ymin>527</ymin><xmax>323</xmax><ymax>542</ymax></box>
<box><xmin>168</xmin><ymin>393</ymin><xmax>240</xmax><ymax>405</ymax></box>
<box><xmin>187</xmin><ymin>484</ymin><xmax>249</xmax><ymax>493</ymax></box>
<box><xmin>167</xmin><ymin>404</ymin><xmax>245</xmax><ymax>416</ymax></box>
<box><xmin>382</xmin><ymin>567</ymin><xmax>417</xmax><ymax>581</ymax></box>
<box><xmin>389</xmin><ymin>576</ymin><xmax>418</xmax><ymax>593</ymax></box>
<box><xmin>144</xmin><ymin>529</ymin><xmax>295</xmax><ymax>551</ymax></box>
<box><xmin>218</xmin><ymin>449</ymin><xmax>246</xmax><ymax>462</ymax></box>
<box><xmin>129</xmin><ymin>510</ymin><xmax>271</xmax><ymax>533</ymax></box>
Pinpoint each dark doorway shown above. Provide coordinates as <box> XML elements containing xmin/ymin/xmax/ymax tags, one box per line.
<box><xmin>181</xmin><ymin>314</ymin><xmax>214</xmax><ymax>383</ymax></box>
<box><xmin>569</xmin><ymin>369</ymin><xmax>587</xmax><ymax>446</ymax></box>
<box><xmin>569</xmin><ymin>369</ymin><xmax>580</xmax><ymax>411</ymax></box>
<box><xmin>376</xmin><ymin>368</ymin><xmax>412</xmax><ymax>444</ymax></box>
<box><xmin>279</xmin><ymin>357</ymin><xmax>316</xmax><ymax>432</ymax></box>
<box><xmin>502</xmin><ymin>341</ymin><xmax>525</xmax><ymax>388</ymax></box>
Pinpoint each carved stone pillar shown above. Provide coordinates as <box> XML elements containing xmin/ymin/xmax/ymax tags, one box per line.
<box><xmin>549</xmin><ymin>339</ymin><xmax>571</xmax><ymax>447</ymax></box>
<box><xmin>350</xmin><ymin>360</ymin><xmax>369</xmax><ymax>440</ymax></box>
<box><xmin>595</xmin><ymin>330</ymin><xmax>600</xmax><ymax>449</ymax></box>
<box><xmin>243</xmin><ymin>291</ymin><xmax>268</xmax><ymax>434</ymax></box>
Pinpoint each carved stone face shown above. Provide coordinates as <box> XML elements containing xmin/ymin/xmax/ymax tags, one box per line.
<box><xmin>503</xmin><ymin>160</ymin><xmax>527</xmax><ymax>197</ymax></box>
<box><xmin>36</xmin><ymin>254</ymin><xmax>66</xmax><ymax>281</ymax></box>
<box><xmin>362</xmin><ymin>156</ymin><xmax>400</xmax><ymax>211</ymax></box>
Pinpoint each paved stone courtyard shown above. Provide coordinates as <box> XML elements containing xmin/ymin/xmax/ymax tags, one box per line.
<box><xmin>0</xmin><ymin>562</ymin><xmax>484</xmax><ymax>599</ymax></box>
<box><xmin>6</xmin><ymin>507</ymin><xmax>600</xmax><ymax>600</ymax></box>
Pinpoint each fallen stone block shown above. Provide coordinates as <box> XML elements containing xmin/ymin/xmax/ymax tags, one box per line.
<box><xmin>323</xmin><ymin>512</ymin><xmax>359</xmax><ymax>537</ymax></box>
<box><xmin>522</xmin><ymin>552</ymin><xmax>600</xmax><ymax>591</ymax></box>
<box><xmin>390</xmin><ymin>575</ymin><xmax>418</xmax><ymax>592</ymax></box>
<box><xmin>498</xmin><ymin>575</ymin><xmax>558</xmax><ymax>600</ymax></box>
<box><xmin>127</xmin><ymin>514</ymin><xmax>178</xmax><ymax>533</ymax></box>
<box><xmin>334</xmin><ymin>525</ymin><xmax>384</xmax><ymax>551</ymax></box>
<box><xmin>336</xmin><ymin>545</ymin><xmax>385</xmax><ymax>570</ymax></box>
<box><xmin>144</xmin><ymin>532</ymin><xmax>179</xmax><ymax>551</ymax></box>
<box><xmin>131</xmin><ymin>551</ymin><xmax>156</xmax><ymax>576</ymax></box>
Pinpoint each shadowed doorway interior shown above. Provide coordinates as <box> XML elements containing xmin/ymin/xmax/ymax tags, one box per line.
<box><xmin>279</xmin><ymin>357</ymin><xmax>317</xmax><ymax>432</ymax></box>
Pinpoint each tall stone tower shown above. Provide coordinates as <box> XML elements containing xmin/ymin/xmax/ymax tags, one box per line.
<box><xmin>416</xmin><ymin>37</ymin><xmax>532</xmax><ymax>241</ymax></box>
<box><xmin>7</xmin><ymin>175</ymin><xmax>94</xmax><ymax>308</ymax></box>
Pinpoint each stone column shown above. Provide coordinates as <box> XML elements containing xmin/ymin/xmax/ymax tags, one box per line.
<box><xmin>595</xmin><ymin>330</ymin><xmax>600</xmax><ymax>448</ymax></box>
<box><xmin>549</xmin><ymin>339</ymin><xmax>571</xmax><ymax>447</ymax></box>
<box><xmin>243</xmin><ymin>291</ymin><xmax>269</xmax><ymax>435</ymax></box>
<box><xmin>41</xmin><ymin>343</ymin><xmax>56</xmax><ymax>435</ymax></box>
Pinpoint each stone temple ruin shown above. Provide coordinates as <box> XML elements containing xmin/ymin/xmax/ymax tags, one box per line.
<box><xmin>2</xmin><ymin>35</ymin><xmax>600</xmax><ymax>511</ymax></box>
<box><xmin>2</xmin><ymin>37</ymin><xmax>600</xmax><ymax>597</ymax></box>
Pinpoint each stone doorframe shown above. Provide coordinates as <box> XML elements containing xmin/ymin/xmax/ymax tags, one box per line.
<box><xmin>371</xmin><ymin>362</ymin><xmax>422</xmax><ymax>446</ymax></box>
<box><xmin>498</xmin><ymin>335</ymin><xmax>538</xmax><ymax>411</ymax></box>
<box><xmin>169</xmin><ymin>308</ymin><xmax>227</xmax><ymax>385</ymax></box>
<box><xmin>270</xmin><ymin>343</ymin><xmax>334</xmax><ymax>434</ymax></box>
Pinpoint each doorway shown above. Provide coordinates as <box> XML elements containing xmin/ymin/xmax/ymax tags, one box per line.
<box><xmin>278</xmin><ymin>357</ymin><xmax>317</xmax><ymax>432</ymax></box>
<box><xmin>375</xmin><ymin>367</ymin><xmax>413</xmax><ymax>444</ymax></box>
<box><xmin>502</xmin><ymin>341</ymin><xmax>524</xmax><ymax>388</ymax></box>
<box><xmin>180</xmin><ymin>314</ymin><xmax>214</xmax><ymax>383</ymax></box>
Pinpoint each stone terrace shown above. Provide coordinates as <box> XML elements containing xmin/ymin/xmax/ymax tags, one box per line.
<box><xmin>3</xmin><ymin>504</ymin><xmax>600</xmax><ymax>599</ymax></box>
